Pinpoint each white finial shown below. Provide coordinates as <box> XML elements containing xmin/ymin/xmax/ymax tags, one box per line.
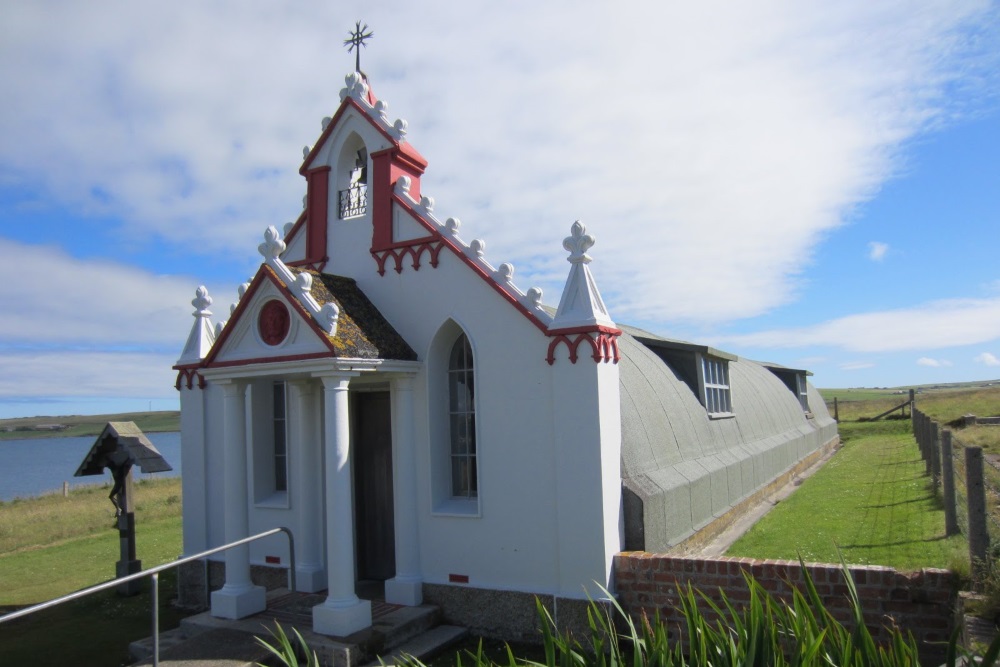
<box><xmin>375</xmin><ymin>100</ymin><xmax>389</xmax><ymax>122</ymax></box>
<box><xmin>302</xmin><ymin>194</ymin><xmax>308</xmax><ymax>209</ymax></box>
<box><xmin>318</xmin><ymin>303</ymin><xmax>340</xmax><ymax>333</ymax></box>
<box><xmin>258</xmin><ymin>226</ymin><xmax>287</xmax><ymax>260</ymax></box>
<box><xmin>550</xmin><ymin>221</ymin><xmax>615</xmax><ymax>331</ymax></box>
<box><xmin>527</xmin><ymin>287</ymin><xmax>543</xmax><ymax>307</ymax></box>
<box><xmin>497</xmin><ymin>263</ymin><xmax>514</xmax><ymax>282</ymax></box>
<box><xmin>420</xmin><ymin>195</ymin><xmax>434</xmax><ymax>212</ymax></box>
<box><xmin>176</xmin><ymin>285</ymin><xmax>217</xmax><ymax>366</ymax></box>
<box><xmin>192</xmin><ymin>286</ymin><xmax>212</xmax><ymax>315</ymax></box>
<box><xmin>230</xmin><ymin>303</ymin><xmax>237</xmax><ymax>316</ymax></box>
<box><xmin>470</xmin><ymin>239</ymin><xmax>486</xmax><ymax>257</ymax></box>
<box><xmin>393</xmin><ymin>118</ymin><xmax>408</xmax><ymax>140</ymax></box>
<box><xmin>322</xmin><ymin>117</ymin><xmax>331</xmax><ymax>131</ymax></box>
<box><xmin>237</xmin><ymin>281</ymin><xmax>250</xmax><ymax>299</ymax></box>
<box><xmin>303</xmin><ymin>146</ymin><xmax>311</xmax><ymax>159</ymax></box>
<box><xmin>395</xmin><ymin>175</ymin><xmax>412</xmax><ymax>196</ymax></box>
<box><xmin>283</xmin><ymin>222</ymin><xmax>294</xmax><ymax>236</ymax></box>
<box><xmin>295</xmin><ymin>272</ymin><xmax>313</xmax><ymax>293</ymax></box>
<box><xmin>445</xmin><ymin>217</ymin><xmax>461</xmax><ymax>234</ymax></box>
<box><xmin>563</xmin><ymin>220</ymin><xmax>595</xmax><ymax>264</ymax></box>
<box><xmin>215</xmin><ymin>321</ymin><xmax>226</xmax><ymax>337</ymax></box>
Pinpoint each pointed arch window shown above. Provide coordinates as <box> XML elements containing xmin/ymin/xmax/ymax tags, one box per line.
<box><xmin>339</xmin><ymin>147</ymin><xmax>368</xmax><ymax>219</ymax></box>
<box><xmin>448</xmin><ymin>334</ymin><xmax>477</xmax><ymax>498</ymax></box>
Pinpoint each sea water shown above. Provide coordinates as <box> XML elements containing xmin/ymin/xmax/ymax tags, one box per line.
<box><xmin>0</xmin><ymin>432</ymin><xmax>181</xmax><ymax>502</ymax></box>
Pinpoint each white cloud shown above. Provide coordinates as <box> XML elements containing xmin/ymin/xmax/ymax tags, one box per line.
<box><xmin>0</xmin><ymin>0</ymin><xmax>995</xmax><ymax>329</ymax></box>
<box><xmin>841</xmin><ymin>361</ymin><xmax>875</xmax><ymax>371</ymax></box>
<box><xmin>976</xmin><ymin>352</ymin><xmax>1000</xmax><ymax>367</ymax></box>
<box><xmin>917</xmin><ymin>357</ymin><xmax>952</xmax><ymax>367</ymax></box>
<box><xmin>0</xmin><ymin>239</ymin><xmax>209</xmax><ymax>347</ymax></box>
<box><xmin>868</xmin><ymin>241</ymin><xmax>890</xmax><ymax>261</ymax></box>
<box><xmin>718</xmin><ymin>295</ymin><xmax>1000</xmax><ymax>352</ymax></box>
<box><xmin>0</xmin><ymin>351</ymin><xmax>178</xmax><ymax>399</ymax></box>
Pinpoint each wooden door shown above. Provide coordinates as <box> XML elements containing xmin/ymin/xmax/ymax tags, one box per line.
<box><xmin>353</xmin><ymin>391</ymin><xmax>396</xmax><ymax>581</ymax></box>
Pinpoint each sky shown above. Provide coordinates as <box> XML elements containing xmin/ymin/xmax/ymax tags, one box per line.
<box><xmin>1</xmin><ymin>0</ymin><xmax>999</xmax><ymax>419</ymax></box>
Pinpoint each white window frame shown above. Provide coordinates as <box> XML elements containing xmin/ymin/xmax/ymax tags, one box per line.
<box><xmin>701</xmin><ymin>355</ymin><xmax>733</xmax><ymax>416</ymax></box>
<box><xmin>272</xmin><ymin>381</ymin><xmax>289</xmax><ymax>494</ymax></box>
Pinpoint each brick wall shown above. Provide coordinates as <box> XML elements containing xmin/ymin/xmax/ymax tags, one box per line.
<box><xmin>614</xmin><ymin>553</ymin><xmax>956</xmax><ymax>664</ymax></box>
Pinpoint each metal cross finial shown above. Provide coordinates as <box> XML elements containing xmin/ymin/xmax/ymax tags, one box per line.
<box><xmin>344</xmin><ymin>21</ymin><xmax>374</xmax><ymax>74</ymax></box>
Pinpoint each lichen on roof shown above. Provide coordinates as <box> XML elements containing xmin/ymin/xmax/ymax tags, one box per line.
<box><xmin>292</xmin><ymin>268</ymin><xmax>417</xmax><ymax>361</ymax></box>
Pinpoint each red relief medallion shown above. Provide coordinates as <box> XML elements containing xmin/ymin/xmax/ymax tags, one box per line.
<box><xmin>258</xmin><ymin>300</ymin><xmax>290</xmax><ymax>346</ymax></box>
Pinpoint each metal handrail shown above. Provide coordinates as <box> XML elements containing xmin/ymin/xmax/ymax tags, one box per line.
<box><xmin>0</xmin><ymin>526</ymin><xmax>296</xmax><ymax>666</ymax></box>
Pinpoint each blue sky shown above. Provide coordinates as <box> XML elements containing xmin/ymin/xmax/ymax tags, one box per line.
<box><xmin>1</xmin><ymin>0</ymin><xmax>999</xmax><ymax>418</ymax></box>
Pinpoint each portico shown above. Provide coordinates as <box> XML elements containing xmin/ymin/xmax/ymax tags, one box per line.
<box><xmin>201</xmin><ymin>358</ymin><xmax>422</xmax><ymax>636</ymax></box>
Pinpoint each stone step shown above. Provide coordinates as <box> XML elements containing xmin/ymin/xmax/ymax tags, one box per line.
<box><xmin>129</xmin><ymin>627</ymin><xmax>274</xmax><ymax>667</ymax></box>
<box><xmin>367</xmin><ymin>625</ymin><xmax>469</xmax><ymax>667</ymax></box>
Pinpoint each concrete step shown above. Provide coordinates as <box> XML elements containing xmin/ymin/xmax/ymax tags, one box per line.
<box><xmin>367</xmin><ymin>625</ymin><xmax>469</xmax><ymax>666</ymax></box>
<box><xmin>370</xmin><ymin>604</ymin><xmax>441</xmax><ymax>652</ymax></box>
<box><xmin>129</xmin><ymin>627</ymin><xmax>274</xmax><ymax>667</ymax></box>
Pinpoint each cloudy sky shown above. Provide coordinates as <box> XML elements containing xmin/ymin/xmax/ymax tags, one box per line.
<box><xmin>1</xmin><ymin>0</ymin><xmax>998</xmax><ymax>418</ymax></box>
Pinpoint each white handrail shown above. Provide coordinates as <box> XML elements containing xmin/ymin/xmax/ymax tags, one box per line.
<box><xmin>0</xmin><ymin>526</ymin><xmax>296</xmax><ymax>666</ymax></box>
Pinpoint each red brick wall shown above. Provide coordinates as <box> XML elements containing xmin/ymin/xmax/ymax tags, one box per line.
<box><xmin>614</xmin><ymin>553</ymin><xmax>956</xmax><ymax>662</ymax></box>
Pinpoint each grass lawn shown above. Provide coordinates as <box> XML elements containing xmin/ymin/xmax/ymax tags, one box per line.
<box><xmin>726</xmin><ymin>420</ymin><xmax>967</xmax><ymax>570</ymax></box>
<box><xmin>0</xmin><ymin>478</ymin><xmax>188</xmax><ymax>667</ymax></box>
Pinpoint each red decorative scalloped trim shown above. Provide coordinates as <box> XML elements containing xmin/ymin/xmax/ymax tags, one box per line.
<box><xmin>371</xmin><ymin>240</ymin><xmax>446</xmax><ymax>275</ymax></box>
<box><xmin>174</xmin><ymin>367</ymin><xmax>206</xmax><ymax>390</ymax></box>
<box><xmin>546</xmin><ymin>331</ymin><xmax>621</xmax><ymax>365</ymax></box>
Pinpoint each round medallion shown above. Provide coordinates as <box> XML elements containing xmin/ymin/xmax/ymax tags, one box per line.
<box><xmin>258</xmin><ymin>300</ymin><xmax>290</xmax><ymax>346</ymax></box>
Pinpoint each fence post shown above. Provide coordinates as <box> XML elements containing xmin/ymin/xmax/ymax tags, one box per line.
<box><xmin>925</xmin><ymin>418</ymin><xmax>935</xmax><ymax>477</ymax></box>
<box><xmin>834</xmin><ymin>397</ymin><xmax>839</xmax><ymax>422</ymax></box>
<box><xmin>908</xmin><ymin>388</ymin><xmax>914</xmax><ymax>419</ymax></box>
<box><xmin>941</xmin><ymin>429</ymin><xmax>958</xmax><ymax>536</ymax></box>
<box><xmin>930</xmin><ymin>422</ymin><xmax>941</xmax><ymax>490</ymax></box>
<box><xmin>967</xmin><ymin>446</ymin><xmax>990</xmax><ymax>586</ymax></box>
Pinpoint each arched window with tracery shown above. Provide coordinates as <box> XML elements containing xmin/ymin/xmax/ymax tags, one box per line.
<box><xmin>448</xmin><ymin>334</ymin><xmax>477</xmax><ymax>498</ymax></box>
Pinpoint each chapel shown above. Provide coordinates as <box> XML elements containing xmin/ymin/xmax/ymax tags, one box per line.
<box><xmin>174</xmin><ymin>70</ymin><xmax>838</xmax><ymax>638</ymax></box>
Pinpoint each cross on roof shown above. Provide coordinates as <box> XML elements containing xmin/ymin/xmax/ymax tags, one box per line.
<box><xmin>344</xmin><ymin>21</ymin><xmax>374</xmax><ymax>74</ymax></box>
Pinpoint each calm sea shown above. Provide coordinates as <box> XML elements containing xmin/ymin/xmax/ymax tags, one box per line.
<box><xmin>0</xmin><ymin>432</ymin><xmax>181</xmax><ymax>502</ymax></box>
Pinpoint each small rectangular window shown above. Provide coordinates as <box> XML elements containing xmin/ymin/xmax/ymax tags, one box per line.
<box><xmin>796</xmin><ymin>373</ymin><xmax>810</xmax><ymax>411</ymax></box>
<box><xmin>702</xmin><ymin>356</ymin><xmax>732</xmax><ymax>415</ymax></box>
<box><xmin>273</xmin><ymin>381</ymin><xmax>288</xmax><ymax>493</ymax></box>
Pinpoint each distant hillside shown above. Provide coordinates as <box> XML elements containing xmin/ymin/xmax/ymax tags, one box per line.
<box><xmin>0</xmin><ymin>411</ymin><xmax>180</xmax><ymax>441</ymax></box>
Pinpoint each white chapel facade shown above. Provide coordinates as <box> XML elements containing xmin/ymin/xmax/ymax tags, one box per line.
<box><xmin>175</xmin><ymin>71</ymin><xmax>838</xmax><ymax>638</ymax></box>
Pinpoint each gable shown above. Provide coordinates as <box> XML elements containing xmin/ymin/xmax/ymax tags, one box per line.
<box><xmin>206</xmin><ymin>269</ymin><xmax>336</xmax><ymax>367</ymax></box>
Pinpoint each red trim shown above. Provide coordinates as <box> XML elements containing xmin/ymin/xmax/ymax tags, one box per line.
<box><xmin>201</xmin><ymin>265</ymin><xmax>339</xmax><ymax>368</ymax></box>
<box><xmin>371</xmin><ymin>241</ymin><xmax>446</xmax><ymax>275</ymax></box>
<box><xmin>265</xmin><ymin>555</ymin><xmax>281</xmax><ymax>564</ymax></box>
<box><xmin>448</xmin><ymin>574</ymin><xmax>469</xmax><ymax>584</ymax></box>
<box><xmin>371</xmin><ymin>146</ymin><xmax>428</xmax><ymax>252</ymax></box>
<box><xmin>546</xmin><ymin>331</ymin><xmax>621</xmax><ymax>365</ymax></box>
<box><xmin>172</xmin><ymin>367</ymin><xmax>207</xmax><ymax>390</ymax></box>
<box><xmin>305</xmin><ymin>167</ymin><xmax>331</xmax><ymax>265</ymax></box>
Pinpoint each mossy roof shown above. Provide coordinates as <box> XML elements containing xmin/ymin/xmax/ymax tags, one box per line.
<box><xmin>292</xmin><ymin>268</ymin><xmax>417</xmax><ymax>361</ymax></box>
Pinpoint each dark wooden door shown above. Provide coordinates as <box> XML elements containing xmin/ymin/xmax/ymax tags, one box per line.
<box><xmin>353</xmin><ymin>391</ymin><xmax>396</xmax><ymax>581</ymax></box>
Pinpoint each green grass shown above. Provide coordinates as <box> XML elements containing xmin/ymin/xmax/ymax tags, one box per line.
<box><xmin>726</xmin><ymin>420</ymin><xmax>967</xmax><ymax>570</ymax></box>
<box><xmin>0</xmin><ymin>410</ymin><xmax>180</xmax><ymax>440</ymax></box>
<box><xmin>0</xmin><ymin>478</ymin><xmax>188</xmax><ymax>666</ymax></box>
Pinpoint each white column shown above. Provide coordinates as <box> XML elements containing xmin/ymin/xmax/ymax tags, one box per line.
<box><xmin>289</xmin><ymin>379</ymin><xmax>326</xmax><ymax>592</ymax></box>
<box><xmin>385</xmin><ymin>375</ymin><xmax>423</xmax><ymax>605</ymax></box>
<box><xmin>313</xmin><ymin>374</ymin><xmax>371</xmax><ymax>637</ymax></box>
<box><xmin>211</xmin><ymin>379</ymin><xmax>266</xmax><ymax>619</ymax></box>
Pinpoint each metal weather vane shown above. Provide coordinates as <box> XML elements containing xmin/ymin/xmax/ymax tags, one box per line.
<box><xmin>344</xmin><ymin>21</ymin><xmax>374</xmax><ymax>74</ymax></box>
